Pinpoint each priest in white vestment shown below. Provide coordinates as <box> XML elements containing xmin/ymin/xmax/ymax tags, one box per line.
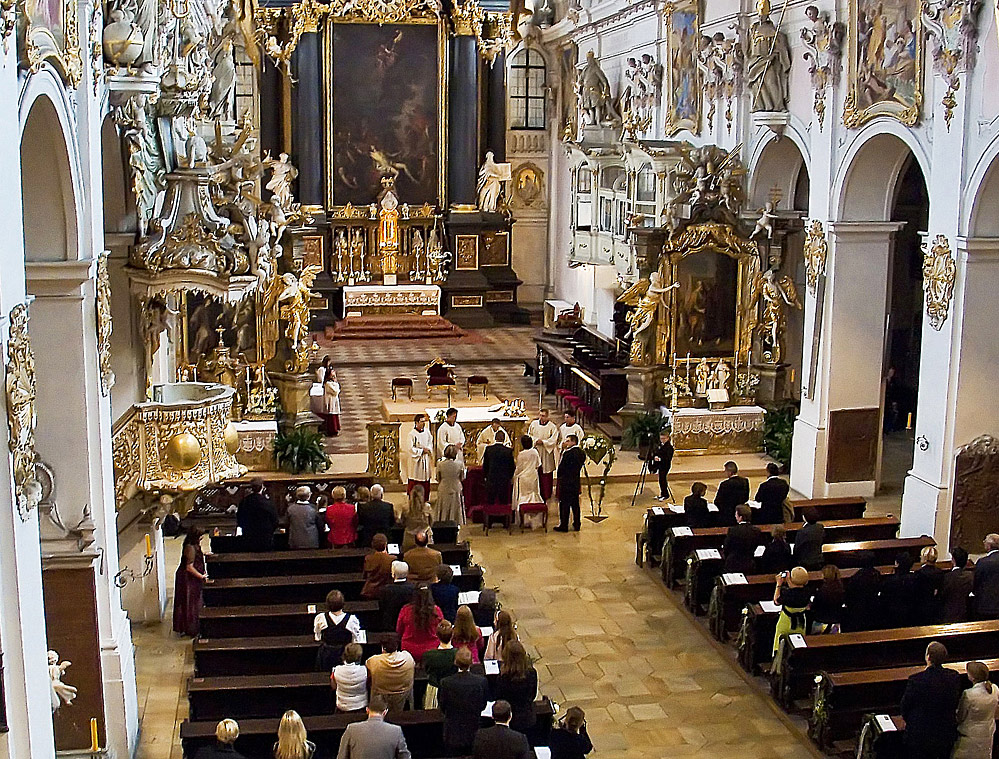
<box><xmin>476</xmin><ymin>418</ymin><xmax>510</xmax><ymax>462</ymax></box>
<box><xmin>528</xmin><ymin>408</ymin><xmax>559</xmax><ymax>500</ymax></box>
<box><xmin>558</xmin><ymin>409</ymin><xmax>585</xmax><ymax>464</ymax></box>
<box><xmin>436</xmin><ymin>407</ymin><xmax>466</xmax><ymax>466</ymax></box>
<box><xmin>409</xmin><ymin>414</ymin><xmax>434</xmax><ymax>497</ymax></box>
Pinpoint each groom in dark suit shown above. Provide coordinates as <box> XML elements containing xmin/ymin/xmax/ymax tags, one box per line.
<box><xmin>482</xmin><ymin>430</ymin><xmax>515</xmax><ymax>505</ymax></box>
<box><xmin>555</xmin><ymin>434</ymin><xmax>586</xmax><ymax>532</ymax></box>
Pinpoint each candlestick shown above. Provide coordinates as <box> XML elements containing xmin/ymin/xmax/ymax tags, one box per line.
<box><xmin>907</xmin><ymin>412</ymin><xmax>913</xmax><ymax>430</ymax></box>
<box><xmin>144</xmin><ymin>533</ymin><xmax>152</xmax><ymax>558</ymax></box>
<box><xmin>90</xmin><ymin>718</ymin><xmax>99</xmax><ymax>752</ymax></box>
<box><xmin>685</xmin><ymin>354</ymin><xmax>691</xmax><ymax>388</ymax></box>
<box><xmin>790</xmin><ymin>369</ymin><xmax>795</xmax><ymax>385</ymax></box>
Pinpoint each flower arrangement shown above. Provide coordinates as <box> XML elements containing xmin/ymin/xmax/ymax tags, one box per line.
<box><xmin>433</xmin><ymin>409</ymin><xmax>448</xmax><ymax>424</ymax></box>
<box><xmin>580</xmin><ymin>434</ymin><xmax>617</xmax><ymax>519</ymax></box>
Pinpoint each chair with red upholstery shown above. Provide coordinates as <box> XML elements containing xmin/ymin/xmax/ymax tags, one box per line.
<box><xmin>555</xmin><ymin>389</ymin><xmax>572</xmax><ymax>408</ymax></box>
<box><xmin>481</xmin><ymin>502</ymin><xmax>513</xmax><ymax>535</ymax></box>
<box><xmin>518</xmin><ymin>503</ymin><xmax>548</xmax><ymax>532</ymax></box>
<box><xmin>391</xmin><ymin>377</ymin><xmax>414</xmax><ymax>401</ymax></box>
<box><xmin>577</xmin><ymin>404</ymin><xmax>595</xmax><ymax>425</ymax></box>
<box><xmin>467</xmin><ymin>375</ymin><xmax>489</xmax><ymax>398</ymax></box>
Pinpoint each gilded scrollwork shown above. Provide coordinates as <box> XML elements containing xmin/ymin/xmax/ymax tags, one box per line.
<box><xmin>6</xmin><ymin>304</ymin><xmax>41</xmax><ymax>521</ymax></box>
<box><xmin>922</xmin><ymin>0</ymin><xmax>981</xmax><ymax>130</ymax></box>
<box><xmin>96</xmin><ymin>252</ymin><xmax>115</xmax><ymax>396</ymax></box>
<box><xmin>922</xmin><ymin>234</ymin><xmax>957</xmax><ymax>331</ymax></box>
<box><xmin>803</xmin><ymin>219</ymin><xmax>827</xmax><ymax>294</ymax></box>
<box><xmin>367</xmin><ymin>422</ymin><xmax>401</xmax><ymax>481</ymax></box>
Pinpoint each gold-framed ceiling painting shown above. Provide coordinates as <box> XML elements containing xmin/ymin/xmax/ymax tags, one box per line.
<box><xmin>843</xmin><ymin>0</ymin><xmax>922</xmax><ymax>127</ymax></box>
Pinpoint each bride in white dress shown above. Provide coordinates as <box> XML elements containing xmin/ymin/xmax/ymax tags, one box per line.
<box><xmin>512</xmin><ymin>434</ymin><xmax>544</xmax><ymax>529</ymax></box>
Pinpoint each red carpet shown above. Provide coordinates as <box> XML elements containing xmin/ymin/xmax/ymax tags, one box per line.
<box><xmin>325</xmin><ymin>314</ymin><xmax>469</xmax><ymax>341</ymax></box>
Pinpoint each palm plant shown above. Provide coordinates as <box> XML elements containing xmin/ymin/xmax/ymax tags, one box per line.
<box><xmin>272</xmin><ymin>427</ymin><xmax>330</xmax><ymax>474</ymax></box>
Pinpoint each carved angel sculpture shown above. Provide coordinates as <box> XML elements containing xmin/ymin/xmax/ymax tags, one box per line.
<box><xmin>749</xmin><ymin>268</ymin><xmax>801</xmax><ymax>364</ymax></box>
<box><xmin>275</xmin><ymin>265</ymin><xmax>321</xmax><ymax>357</ymax></box>
<box><xmin>617</xmin><ymin>271</ymin><xmax>678</xmax><ymax>366</ymax></box>
<box><xmin>48</xmin><ymin>650</ymin><xmax>77</xmax><ymax>711</ymax></box>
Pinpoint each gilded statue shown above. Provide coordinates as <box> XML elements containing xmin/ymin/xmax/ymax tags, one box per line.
<box><xmin>748</xmin><ymin>268</ymin><xmax>801</xmax><ymax>364</ymax></box>
<box><xmin>922</xmin><ymin>234</ymin><xmax>957</xmax><ymax>331</ymax></box>
<box><xmin>694</xmin><ymin>357</ymin><xmax>712</xmax><ymax>396</ymax></box>
<box><xmin>6</xmin><ymin>304</ymin><xmax>40</xmax><ymax>521</ymax></box>
<box><xmin>618</xmin><ymin>271</ymin><xmax>678</xmax><ymax>366</ymax></box>
<box><xmin>746</xmin><ymin>0</ymin><xmax>791</xmax><ymax>112</ymax></box>
<box><xmin>579</xmin><ymin>51</ymin><xmax>622</xmax><ymax>127</ymax></box>
<box><xmin>272</xmin><ymin>265</ymin><xmax>321</xmax><ymax>373</ymax></box>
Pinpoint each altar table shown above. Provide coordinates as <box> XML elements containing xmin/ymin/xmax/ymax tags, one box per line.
<box><xmin>425</xmin><ymin>405</ymin><xmax>529</xmax><ymax>468</ymax></box>
<box><xmin>670</xmin><ymin>405</ymin><xmax>765</xmax><ymax>455</ymax></box>
<box><xmin>343</xmin><ymin>284</ymin><xmax>441</xmax><ymax>317</ymax></box>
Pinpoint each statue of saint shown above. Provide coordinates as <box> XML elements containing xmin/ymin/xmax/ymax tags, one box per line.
<box><xmin>618</xmin><ymin>272</ymin><xmax>678</xmax><ymax>366</ymax></box>
<box><xmin>694</xmin><ymin>358</ymin><xmax>712</xmax><ymax>396</ymax></box>
<box><xmin>746</xmin><ymin>0</ymin><xmax>791</xmax><ymax>111</ymax></box>
<box><xmin>711</xmin><ymin>360</ymin><xmax>732</xmax><ymax>392</ymax></box>
<box><xmin>263</xmin><ymin>152</ymin><xmax>298</xmax><ymax>212</ymax></box>
<box><xmin>750</xmin><ymin>268</ymin><xmax>801</xmax><ymax>364</ymax></box>
<box><xmin>477</xmin><ymin>151</ymin><xmax>509</xmax><ymax>213</ymax></box>
<box><xmin>579</xmin><ymin>51</ymin><xmax>622</xmax><ymax>127</ymax></box>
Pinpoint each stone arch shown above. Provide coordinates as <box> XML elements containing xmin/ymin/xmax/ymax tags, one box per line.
<box><xmin>748</xmin><ymin>131</ymin><xmax>809</xmax><ymax>211</ymax></box>
<box><xmin>835</xmin><ymin>126</ymin><xmax>930</xmax><ymax>222</ymax></box>
<box><xmin>965</xmin><ymin>134</ymin><xmax>999</xmax><ymax>236</ymax></box>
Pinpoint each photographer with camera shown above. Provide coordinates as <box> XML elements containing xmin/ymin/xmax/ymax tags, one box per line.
<box><xmin>548</xmin><ymin>706</ymin><xmax>593</xmax><ymax>759</ymax></box>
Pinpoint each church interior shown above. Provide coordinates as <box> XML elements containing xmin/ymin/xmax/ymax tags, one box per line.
<box><xmin>5</xmin><ymin>0</ymin><xmax>999</xmax><ymax>755</ymax></box>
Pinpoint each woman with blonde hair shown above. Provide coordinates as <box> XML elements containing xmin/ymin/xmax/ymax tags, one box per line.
<box><xmin>273</xmin><ymin>710</ymin><xmax>314</xmax><ymax>759</ymax></box>
<box><xmin>952</xmin><ymin>661</ymin><xmax>998</xmax><ymax>759</ymax></box>
<box><xmin>484</xmin><ymin>609</ymin><xmax>518</xmax><ymax>662</ymax></box>
<box><xmin>436</xmin><ymin>444</ymin><xmax>465</xmax><ymax>524</ymax></box>
<box><xmin>772</xmin><ymin>566</ymin><xmax>810</xmax><ymax>655</ymax></box>
<box><xmin>400</xmin><ymin>485</ymin><xmax>432</xmax><ymax>552</ymax></box>
<box><xmin>452</xmin><ymin>604</ymin><xmax>483</xmax><ymax>663</ymax></box>
<box><xmin>192</xmin><ymin>719</ymin><xmax>244</xmax><ymax>759</ymax></box>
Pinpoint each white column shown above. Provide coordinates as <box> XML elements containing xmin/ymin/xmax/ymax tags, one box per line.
<box><xmin>791</xmin><ymin>222</ymin><xmax>901</xmax><ymax>497</ymax></box>
<box><xmin>900</xmin><ymin>238</ymin><xmax>999</xmax><ymax>541</ymax></box>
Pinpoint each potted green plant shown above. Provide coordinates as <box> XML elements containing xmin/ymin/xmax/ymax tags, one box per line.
<box><xmin>761</xmin><ymin>403</ymin><xmax>798</xmax><ymax>472</ymax></box>
<box><xmin>622</xmin><ymin>411</ymin><xmax>668</xmax><ymax>457</ymax></box>
<box><xmin>272</xmin><ymin>427</ymin><xmax>331</xmax><ymax>474</ymax></box>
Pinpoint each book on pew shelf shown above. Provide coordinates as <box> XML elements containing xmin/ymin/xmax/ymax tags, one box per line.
<box><xmin>651</xmin><ymin>506</ymin><xmax>665</xmax><ymax>516</ymax></box>
<box><xmin>307</xmin><ymin>604</ymin><xmax>316</xmax><ymax>614</ymax></box>
<box><xmin>458</xmin><ymin>590</ymin><xmax>480</xmax><ymax>605</ymax></box>
<box><xmin>707</xmin><ymin>503</ymin><xmax>719</xmax><ymax>512</ymax></box>
<box><xmin>760</xmin><ymin>601</ymin><xmax>780</xmax><ymax>613</ymax></box>
<box><xmin>480</xmin><ymin>626</ymin><xmax>493</xmax><ymax>638</ymax></box>
<box><xmin>669</xmin><ymin>504</ymin><xmax>685</xmax><ymax>514</ymax></box>
<box><xmin>388</xmin><ymin>543</ymin><xmax>400</xmax><ymax>555</ymax></box>
<box><xmin>722</xmin><ymin>573</ymin><xmax>747</xmax><ymax>585</ymax></box>
<box><xmin>672</xmin><ymin>527</ymin><xmax>693</xmax><ymax>537</ymax></box>
<box><xmin>356</xmin><ymin>630</ymin><xmax>367</xmax><ymax>644</ymax></box>
<box><xmin>535</xmin><ymin>748</ymin><xmax>552</xmax><ymax>759</ymax></box>
<box><xmin>788</xmin><ymin>634</ymin><xmax>806</xmax><ymax>648</ymax></box>
<box><xmin>694</xmin><ymin>548</ymin><xmax>721</xmax><ymax>560</ymax></box>
<box><xmin>754</xmin><ymin>545</ymin><xmax>765</xmax><ymax>557</ymax></box>
<box><xmin>484</xmin><ymin>660</ymin><xmax>500</xmax><ymax>675</ymax></box>
<box><xmin>482</xmin><ymin>700</ymin><xmax>495</xmax><ymax>717</ymax></box>
<box><xmin>748</xmin><ymin>500</ymin><xmax>761</xmax><ymax>509</ymax></box>
<box><xmin>450</xmin><ymin>564</ymin><xmax>462</xmax><ymax>576</ymax></box>
<box><xmin>875</xmin><ymin>715</ymin><xmax>897</xmax><ymax>732</ymax></box>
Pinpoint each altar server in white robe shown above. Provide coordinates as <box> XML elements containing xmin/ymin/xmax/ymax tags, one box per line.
<box><xmin>528</xmin><ymin>408</ymin><xmax>559</xmax><ymax>500</ymax></box>
<box><xmin>409</xmin><ymin>414</ymin><xmax>434</xmax><ymax>497</ymax></box>
<box><xmin>476</xmin><ymin>418</ymin><xmax>510</xmax><ymax>462</ymax></box>
<box><xmin>558</xmin><ymin>410</ymin><xmax>585</xmax><ymax>462</ymax></box>
<box><xmin>436</xmin><ymin>407</ymin><xmax>466</xmax><ymax>466</ymax></box>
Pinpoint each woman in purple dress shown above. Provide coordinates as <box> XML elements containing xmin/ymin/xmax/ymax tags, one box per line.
<box><xmin>173</xmin><ymin>527</ymin><xmax>208</xmax><ymax>636</ymax></box>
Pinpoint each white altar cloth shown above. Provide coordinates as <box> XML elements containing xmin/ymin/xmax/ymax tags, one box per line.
<box><xmin>343</xmin><ymin>284</ymin><xmax>441</xmax><ymax>317</ymax></box>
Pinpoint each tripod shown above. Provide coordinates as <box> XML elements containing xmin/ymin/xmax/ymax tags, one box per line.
<box><xmin>630</xmin><ymin>453</ymin><xmax>673</xmax><ymax>507</ymax></box>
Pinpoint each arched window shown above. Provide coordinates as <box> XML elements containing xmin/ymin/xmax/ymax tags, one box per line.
<box><xmin>575</xmin><ymin>163</ymin><xmax>592</xmax><ymax>229</ymax></box>
<box><xmin>509</xmin><ymin>48</ymin><xmax>546</xmax><ymax>129</ymax></box>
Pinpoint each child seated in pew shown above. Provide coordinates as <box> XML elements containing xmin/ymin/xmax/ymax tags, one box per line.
<box><xmin>331</xmin><ymin>643</ymin><xmax>368</xmax><ymax>713</ymax></box>
<box><xmin>685</xmin><ymin>483</ymin><xmax>711</xmax><ymax>529</ymax></box>
<box><xmin>314</xmin><ymin>590</ymin><xmax>362</xmax><ymax>671</ymax></box>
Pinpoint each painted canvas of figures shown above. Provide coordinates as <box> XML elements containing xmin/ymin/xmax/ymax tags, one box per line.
<box><xmin>330</xmin><ymin>23</ymin><xmax>440</xmax><ymax>206</ymax></box>
<box><xmin>665</xmin><ymin>5</ymin><xmax>700</xmax><ymax>134</ymax></box>
<box><xmin>674</xmin><ymin>252</ymin><xmax>738</xmax><ymax>358</ymax></box>
<box><xmin>846</xmin><ymin>0</ymin><xmax>921</xmax><ymax>125</ymax></box>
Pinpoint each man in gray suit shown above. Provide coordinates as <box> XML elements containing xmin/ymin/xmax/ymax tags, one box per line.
<box><xmin>337</xmin><ymin>696</ymin><xmax>411</xmax><ymax>759</ymax></box>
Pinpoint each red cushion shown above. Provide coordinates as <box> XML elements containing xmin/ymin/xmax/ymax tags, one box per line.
<box><xmin>428</xmin><ymin>377</ymin><xmax>455</xmax><ymax>386</ymax></box>
<box><xmin>555</xmin><ymin>389</ymin><xmax>571</xmax><ymax>398</ymax></box>
<box><xmin>481</xmin><ymin>502</ymin><xmax>512</xmax><ymax>516</ymax></box>
<box><xmin>519</xmin><ymin>503</ymin><xmax>547</xmax><ymax>514</ymax></box>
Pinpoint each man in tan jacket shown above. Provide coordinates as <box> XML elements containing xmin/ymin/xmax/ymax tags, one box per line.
<box><xmin>402</xmin><ymin>530</ymin><xmax>441</xmax><ymax>583</ymax></box>
<box><xmin>366</xmin><ymin>634</ymin><xmax>415</xmax><ymax>712</ymax></box>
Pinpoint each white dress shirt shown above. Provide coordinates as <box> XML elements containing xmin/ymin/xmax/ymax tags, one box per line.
<box><xmin>313</xmin><ymin>610</ymin><xmax>362</xmax><ymax>642</ymax></box>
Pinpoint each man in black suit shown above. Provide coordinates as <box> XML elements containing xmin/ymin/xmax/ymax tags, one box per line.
<box><xmin>648</xmin><ymin>430</ymin><xmax>675</xmax><ymax>501</ymax></box>
<box><xmin>554</xmin><ymin>434</ymin><xmax>586</xmax><ymax>532</ymax></box>
<box><xmin>439</xmin><ymin>648</ymin><xmax>489</xmax><ymax>756</ymax></box>
<box><xmin>236</xmin><ymin>478</ymin><xmax>278</xmax><ymax>552</ymax></box>
<box><xmin>723</xmin><ymin>504</ymin><xmax>762</xmax><ymax>574</ymax></box>
<box><xmin>939</xmin><ymin>546</ymin><xmax>974</xmax><ymax>623</ymax></box>
<box><xmin>973</xmin><ymin>533</ymin><xmax>999</xmax><ymax>619</ymax></box>
<box><xmin>753</xmin><ymin>462</ymin><xmax>789</xmax><ymax>525</ymax></box>
<box><xmin>472</xmin><ymin>700</ymin><xmax>531</xmax><ymax>759</ymax></box>
<box><xmin>714</xmin><ymin>461</ymin><xmax>749</xmax><ymax>526</ymax></box>
<box><xmin>378</xmin><ymin>561</ymin><xmax>415</xmax><ymax>631</ymax></box>
<box><xmin>792</xmin><ymin>507</ymin><xmax>825</xmax><ymax>570</ymax></box>
<box><xmin>899</xmin><ymin>641</ymin><xmax>962</xmax><ymax>759</ymax></box>
<box><xmin>482</xmin><ymin>430</ymin><xmax>516</xmax><ymax>505</ymax></box>
<box><xmin>357</xmin><ymin>484</ymin><xmax>395</xmax><ymax>548</ymax></box>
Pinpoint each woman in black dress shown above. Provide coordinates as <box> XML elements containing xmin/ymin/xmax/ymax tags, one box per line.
<box><xmin>494</xmin><ymin>641</ymin><xmax>538</xmax><ymax>742</ymax></box>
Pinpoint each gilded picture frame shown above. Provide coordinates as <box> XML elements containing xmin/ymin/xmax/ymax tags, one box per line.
<box><xmin>323</xmin><ymin>16</ymin><xmax>447</xmax><ymax>209</ymax></box>
<box><xmin>843</xmin><ymin>0</ymin><xmax>922</xmax><ymax>127</ymax></box>
<box><xmin>21</xmin><ymin>0</ymin><xmax>83</xmax><ymax>87</ymax></box>
<box><xmin>662</xmin><ymin>0</ymin><xmax>701</xmax><ymax>136</ymax></box>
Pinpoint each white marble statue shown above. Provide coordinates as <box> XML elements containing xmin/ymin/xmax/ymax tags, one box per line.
<box><xmin>710</xmin><ymin>360</ymin><xmax>732</xmax><ymax>392</ymax></box>
<box><xmin>477</xmin><ymin>151</ymin><xmax>510</xmax><ymax>213</ymax></box>
<box><xmin>263</xmin><ymin>152</ymin><xmax>298</xmax><ymax>212</ymax></box>
<box><xmin>750</xmin><ymin>202</ymin><xmax>777</xmax><ymax>239</ymax></box>
<box><xmin>48</xmin><ymin>650</ymin><xmax>78</xmax><ymax>711</ymax></box>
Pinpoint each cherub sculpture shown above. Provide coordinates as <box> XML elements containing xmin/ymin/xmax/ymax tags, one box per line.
<box><xmin>48</xmin><ymin>650</ymin><xmax>78</xmax><ymax>711</ymax></box>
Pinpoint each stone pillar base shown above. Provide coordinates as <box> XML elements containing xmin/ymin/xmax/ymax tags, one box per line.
<box><xmin>269</xmin><ymin>372</ymin><xmax>323</xmax><ymax>433</ymax></box>
<box><xmin>619</xmin><ymin>366</ymin><xmax>660</xmax><ymax>449</ymax></box>
<box><xmin>754</xmin><ymin>363</ymin><xmax>788</xmax><ymax>405</ymax></box>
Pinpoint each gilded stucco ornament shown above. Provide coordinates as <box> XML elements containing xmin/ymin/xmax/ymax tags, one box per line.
<box><xmin>22</xmin><ymin>0</ymin><xmax>84</xmax><ymax>88</ymax></box>
<box><xmin>96</xmin><ymin>252</ymin><xmax>115</xmax><ymax>396</ymax></box>
<box><xmin>697</xmin><ymin>33</ymin><xmax>743</xmax><ymax>133</ymax></box>
<box><xmin>6</xmin><ymin>304</ymin><xmax>41</xmax><ymax>522</ymax></box>
<box><xmin>800</xmin><ymin>5</ymin><xmax>844</xmax><ymax>129</ymax></box>
<box><xmin>922</xmin><ymin>0</ymin><xmax>982</xmax><ymax>130</ymax></box>
<box><xmin>803</xmin><ymin>219</ymin><xmax>827</xmax><ymax>294</ymax></box>
<box><xmin>922</xmin><ymin>234</ymin><xmax>957</xmax><ymax>331</ymax></box>
<box><xmin>264</xmin><ymin>265</ymin><xmax>321</xmax><ymax>374</ymax></box>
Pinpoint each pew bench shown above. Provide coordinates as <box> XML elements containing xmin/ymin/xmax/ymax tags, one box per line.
<box><xmin>207</xmin><ymin>543</ymin><xmax>472</xmax><ymax>579</ymax></box>
<box><xmin>682</xmin><ymin>518</ymin><xmax>902</xmax><ymax>613</ymax></box>
<box><xmin>202</xmin><ymin>568</ymin><xmax>485</xmax><ymax>607</ymax></box>
<box><xmin>770</xmin><ymin>619</ymin><xmax>999</xmax><ymax>708</ymax></box>
<box><xmin>208</xmin><ymin>523</ymin><xmax>461</xmax><ymax>554</ymax></box>
<box><xmin>180</xmin><ymin>698</ymin><xmax>556</xmax><ymax>758</ymax></box>
<box><xmin>193</xmin><ymin>634</ymin><xmax>401</xmax><ymax>676</ymax></box>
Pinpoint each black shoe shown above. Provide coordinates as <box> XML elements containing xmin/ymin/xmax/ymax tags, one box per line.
<box><xmin>572</xmin><ymin>524</ymin><xmax>581</xmax><ymax>531</ymax></box>
<box><xmin>553</xmin><ymin>525</ymin><xmax>569</xmax><ymax>533</ymax></box>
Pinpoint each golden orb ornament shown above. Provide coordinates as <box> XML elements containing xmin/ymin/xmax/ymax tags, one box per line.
<box><xmin>166</xmin><ymin>432</ymin><xmax>202</xmax><ymax>471</ymax></box>
<box><xmin>223</xmin><ymin>423</ymin><xmax>240</xmax><ymax>456</ymax></box>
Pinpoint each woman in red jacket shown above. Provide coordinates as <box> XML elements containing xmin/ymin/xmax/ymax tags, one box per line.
<box><xmin>325</xmin><ymin>486</ymin><xmax>357</xmax><ymax>548</ymax></box>
<box><xmin>396</xmin><ymin>585</ymin><xmax>443</xmax><ymax>661</ymax></box>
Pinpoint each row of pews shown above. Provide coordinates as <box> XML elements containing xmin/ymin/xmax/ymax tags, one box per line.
<box><xmin>642</xmin><ymin>494</ymin><xmax>999</xmax><ymax>757</ymax></box>
<box><xmin>535</xmin><ymin>326</ymin><xmax>628</xmax><ymax>423</ymax></box>
<box><xmin>180</xmin><ymin>531</ymin><xmax>555</xmax><ymax>758</ymax></box>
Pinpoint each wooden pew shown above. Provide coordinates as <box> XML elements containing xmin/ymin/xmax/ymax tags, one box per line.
<box><xmin>810</xmin><ymin>658</ymin><xmax>999</xmax><ymax>748</ymax></box>
<box><xmin>202</xmin><ymin>567</ymin><xmax>484</xmax><ymax>607</ymax></box>
<box><xmin>682</xmin><ymin>518</ymin><xmax>903</xmax><ymax>612</ymax></box>
<box><xmin>769</xmin><ymin>619</ymin><xmax>999</xmax><ymax>708</ymax></box>
<box><xmin>737</xmin><ymin>602</ymin><xmax>780</xmax><ymax>674</ymax></box>
<box><xmin>207</xmin><ymin>543</ymin><xmax>472</xmax><ymax>579</ymax></box>
<box><xmin>709</xmin><ymin>561</ymin><xmax>953</xmax><ymax>641</ymax></box>
<box><xmin>642</xmin><ymin>496</ymin><xmax>869</xmax><ymax>565</ymax></box>
<box><xmin>188</xmin><ymin>664</ymin><xmax>496</xmax><ymax>721</ymax></box>
<box><xmin>180</xmin><ymin>698</ymin><xmax>556</xmax><ymax>758</ymax></box>
<box><xmin>208</xmin><ymin>523</ymin><xmax>461</xmax><ymax>553</ymax></box>
<box><xmin>661</xmin><ymin>516</ymin><xmax>905</xmax><ymax>588</ymax></box>
<box><xmin>193</xmin><ymin>634</ymin><xmax>400</xmax><ymax>676</ymax></box>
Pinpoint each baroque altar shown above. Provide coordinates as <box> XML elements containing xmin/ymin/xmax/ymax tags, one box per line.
<box><xmin>343</xmin><ymin>285</ymin><xmax>441</xmax><ymax>317</ymax></box>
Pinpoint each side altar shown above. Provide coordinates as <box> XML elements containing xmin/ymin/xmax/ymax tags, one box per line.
<box><xmin>343</xmin><ymin>285</ymin><xmax>441</xmax><ymax>317</ymax></box>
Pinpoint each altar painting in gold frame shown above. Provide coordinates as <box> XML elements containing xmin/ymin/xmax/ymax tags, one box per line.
<box><xmin>324</xmin><ymin>17</ymin><xmax>447</xmax><ymax>209</ymax></box>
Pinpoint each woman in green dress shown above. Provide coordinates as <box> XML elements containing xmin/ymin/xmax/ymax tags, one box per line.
<box><xmin>772</xmin><ymin>565</ymin><xmax>811</xmax><ymax>655</ymax></box>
